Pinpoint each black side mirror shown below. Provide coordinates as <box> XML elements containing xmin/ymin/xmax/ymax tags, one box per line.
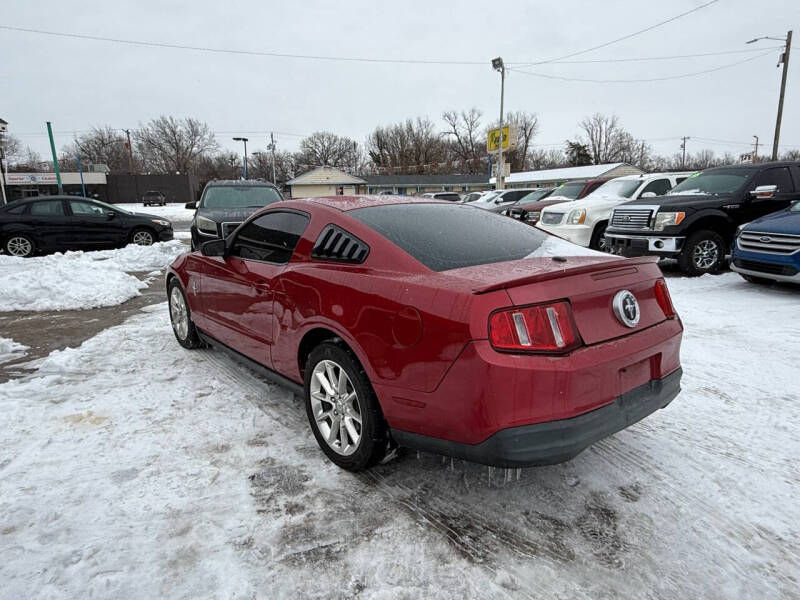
<box><xmin>106</xmin><ymin>211</ymin><xmax>116</xmax><ymax>219</ymax></box>
<box><xmin>185</xmin><ymin>201</ymin><xmax>197</xmax><ymax>209</ymax></box>
<box><xmin>200</xmin><ymin>239</ymin><xmax>226</xmax><ymax>257</ymax></box>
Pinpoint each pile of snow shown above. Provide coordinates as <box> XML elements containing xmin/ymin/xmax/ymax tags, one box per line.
<box><xmin>0</xmin><ymin>240</ymin><xmax>185</xmax><ymax>312</ymax></box>
<box><xmin>0</xmin><ymin>337</ymin><xmax>28</xmax><ymax>364</ymax></box>
<box><xmin>122</xmin><ymin>203</ymin><xmax>195</xmax><ymax>221</ymax></box>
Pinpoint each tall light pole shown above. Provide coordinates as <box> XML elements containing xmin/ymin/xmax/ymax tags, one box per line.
<box><xmin>233</xmin><ymin>137</ymin><xmax>249</xmax><ymax>180</ymax></box>
<box><xmin>752</xmin><ymin>135</ymin><xmax>759</xmax><ymax>163</ymax></box>
<box><xmin>268</xmin><ymin>132</ymin><xmax>277</xmax><ymax>184</ymax></box>
<box><xmin>748</xmin><ymin>30</ymin><xmax>792</xmax><ymax>161</ymax></box>
<box><xmin>492</xmin><ymin>57</ymin><xmax>505</xmax><ymax>190</ymax></box>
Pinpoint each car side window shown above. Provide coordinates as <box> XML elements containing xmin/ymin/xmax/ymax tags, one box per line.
<box><xmin>230</xmin><ymin>211</ymin><xmax>310</xmax><ymax>264</ymax></box>
<box><xmin>30</xmin><ymin>200</ymin><xmax>65</xmax><ymax>216</ymax></box>
<box><xmin>640</xmin><ymin>179</ymin><xmax>672</xmax><ymax>197</ymax></box>
<box><xmin>69</xmin><ymin>201</ymin><xmax>106</xmax><ymax>216</ymax></box>
<box><xmin>5</xmin><ymin>203</ymin><xmax>28</xmax><ymax>215</ymax></box>
<box><xmin>753</xmin><ymin>167</ymin><xmax>795</xmax><ymax>193</ymax></box>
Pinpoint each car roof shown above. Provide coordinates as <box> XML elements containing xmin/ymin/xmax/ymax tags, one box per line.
<box><xmin>296</xmin><ymin>195</ymin><xmax>450</xmax><ymax>212</ymax></box>
<box><xmin>204</xmin><ymin>179</ymin><xmax>278</xmax><ymax>187</ymax></box>
<box><xmin>705</xmin><ymin>161</ymin><xmax>800</xmax><ymax>171</ymax></box>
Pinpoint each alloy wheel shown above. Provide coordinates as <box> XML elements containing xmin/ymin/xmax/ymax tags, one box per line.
<box><xmin>132</xmin><ymin>230</ymin><xmax>154</xmax><ymax>246</ymax></box>
<box><xmin>309</xmin><ymin>360</ymin><xmax>362</xmax><ymax>456</ymax></box>
<box><xmin>169</xmin><ymin>287</ymin><xmax>189</xmax><ymax>340</ymax></box>
<box><xmin>7</xmin><ymin>236</ymin><xmax>33</xmax><ymax>257</ymax></box>
<box><xmin>692</xmin><ymin>239</ymin><xmax>719</xmax><ymax>270</ymax></box>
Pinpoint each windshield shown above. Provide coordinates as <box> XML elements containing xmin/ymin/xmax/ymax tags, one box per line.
<box><xmin>549</xmin><ymin>182</ymin><xmax>586</xmax><ymax>199</ymax></box>
<box><xmin>200</xmin><ymin>185</ymin><xmax>283</xmax><ymax>209</ymax></box>
<box><xmin>479</xmin><ymin>191</ymin><xmax>500</xmax><ymax>202</ymax></box>
<box><xmin>518</xmin><ymin>189</ymin><xmax>553</xmax><ymax>205</ymax></box>
<box><xmin>667</xmin><ymin>169</ymin><xmax>756</xmax><ymax>196</ymax></box>
<box><xmin>91</xmin><ymin>199</ymin><xmax>131</xmax><ymax>214</ymax></box>
<box><xmin>791</xmin><ymin>201</ymin><xmax>800</xmax><ymax>212</ymax></box>
<box><xmin>589</xmin><ymin>179</ymin><xmax>642</xmax><ymax>199</ymax></box>
<box><xmin>351</xmin><ymin>203</ymin><xmax>549</xmax><ymax>271</ymax></box>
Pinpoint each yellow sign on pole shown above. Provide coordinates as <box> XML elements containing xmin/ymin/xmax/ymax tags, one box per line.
<box><xmin>487</xmin><ymin>125</ymin><xmax>518</xmax><ymax>153</ymax></box>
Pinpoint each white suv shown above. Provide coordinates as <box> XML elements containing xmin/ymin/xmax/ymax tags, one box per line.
<box><xmin>536</xmin><ymin>172</ymin><xmax>694</xmax><ymax>250</ymax></box>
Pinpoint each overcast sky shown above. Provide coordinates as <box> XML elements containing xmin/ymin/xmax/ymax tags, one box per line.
<box><xmin>2</xmin><ymin>0</ymin><xmax>798</xmax><ymax>164</ymax></box>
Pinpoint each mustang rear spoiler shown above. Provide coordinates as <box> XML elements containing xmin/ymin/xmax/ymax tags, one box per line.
<box><xmin>471</xmin><ymin>256</ymin><xmax>661</xmax><ymax>294</ymax></box>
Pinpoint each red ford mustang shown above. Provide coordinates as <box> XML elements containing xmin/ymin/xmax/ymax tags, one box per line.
<box><xmin>167</xmin><ymin>196</ymin><xmax>683</xmax><ymax>471</ymax></box>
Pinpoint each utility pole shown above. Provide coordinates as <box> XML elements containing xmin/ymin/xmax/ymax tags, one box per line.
<box><xmin>46</xmin><ymin>122</ymin><xmax>63</xmax><ymax>194</ymax></box>
<box><xmin>747</xmin><ymin>30</ymin><xmax>792</xmax><ymax>161</ymax></box>
<box><xmin>680</xmin><ymin>136</ymin><xmax>690</xmax><ymax>168</ymax></box>
<box><xmin>270</xmin><ymin>132</ymin><xmax>277</xmax><ymax>184</ymax></box>
<box><xmin>123</xmin><ymin>129</ymin><xmax>140</xmax><ymax>202</ymax></box>
<box><xmin>752</xmin><ymin>135</ymin><xmax>759</xmax><ymax>163</ymax></box>
<box><xmin>492</xmin><ymin>57</ymin><xmax>506</xmax><ymax>190</ymax></box>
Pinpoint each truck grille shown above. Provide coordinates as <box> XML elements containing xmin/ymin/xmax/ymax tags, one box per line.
<box><xmin>738</xmin><ymin>231</ymin><xmax>800</xmax><ymax>255</ymax></box>
<box><xmin>611</xmin><ymin>208</ymin><xmax>653</xmax><ymax>230</ymax></box>
<box><xmin>221</xmin><ymin>222</ymin><xmax>241</xmax><ymax>238</ymax></box>
<box><xmin>540</xmin><ymin>212</ymin><xmax>564</xmax><ymax>225</ymax></box>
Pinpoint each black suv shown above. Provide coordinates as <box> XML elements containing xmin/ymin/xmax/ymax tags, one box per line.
<box><xmin>187</xmin><ymin>180</ymin><xmax>284</xmax><ymax>251</ymax></box>
<box><xmin>606</xmin><ymin>162</ymin><xmax>800</xmax><ymax>275</ymax></box>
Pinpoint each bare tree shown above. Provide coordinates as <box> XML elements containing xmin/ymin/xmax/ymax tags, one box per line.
<box><xmin>248</xmin><ymin>149</ymin><xmax>296</xmax><ymax>184</ymax></box>
<box><xmin>442</xmin><ymin>108</ymin><xmax>486</xmax><ymax>173</ymax></box>
<box><xmin>61</xmin><ymin>126</ymin><xmax>132</xmax><ymax>173</ymax></box>
<box><xmin>295</xmin><ymin>131</ymin><xmax>363</xmax><ymax>171</ymax></box>
<box><xmin>367</xmin><ymin>117</ymin><xmax>449</xmax><ymax>173</ymax></box>
<box><xmin>0</xmin><ymin>133</ymin><xmax>22</xmax><ymax>164</ymax></box>
<box><xmin>134</xmin><ymin>116</ymin><xmax>218</xmax><ymax>174</ymax></box>
<box><xmin>530</xmin><ymin>147</ymin><xmax>568</xmax><ymax>169</ymax></box>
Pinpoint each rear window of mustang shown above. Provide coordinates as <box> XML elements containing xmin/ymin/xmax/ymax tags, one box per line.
<box><xmin>350</xmin><ymin>203</ymin><xmax>550</xmax><ymax>271</ymax></box>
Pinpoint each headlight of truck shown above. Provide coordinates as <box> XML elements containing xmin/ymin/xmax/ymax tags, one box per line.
<box><xmin>525</xmin><ymin>211</ymin><xmax>541</xmax><ymax>222</ymax></box>
<box><xmin>196</xmin><ymin>215</ymin><xmax>217</xmax><ymax>234</ymax></box>
<box><xmin>151</xmin><ymin>218</ymin><xmax>171</xmax><ymax>227</ymax></box>
<box><xmin>654</xmin><ymin>212</ymin><xmax>686</xmax><ymax>231</ymax></box>
<box><xmin>566</xmin><ymin>209</ymin><xmax>586</xmax><ymax>225</ymax></box>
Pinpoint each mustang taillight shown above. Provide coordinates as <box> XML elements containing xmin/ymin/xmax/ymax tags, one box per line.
<box><xmin>489</xmin><ymin>301</ymin><xmax>581</xmax><ymax>353</ymax></box>
<box><xmin>654</xmin><ymin>279</ymin><xmax>676</xmax><ymax>318</ymax></box>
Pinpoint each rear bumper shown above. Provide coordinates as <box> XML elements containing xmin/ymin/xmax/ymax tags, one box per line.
<box><xmin>391</xmin><ymin>367</ymin><xmax>681</xmax><ymax>467</ymax></box>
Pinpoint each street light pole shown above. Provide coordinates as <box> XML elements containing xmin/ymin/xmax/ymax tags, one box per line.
<box><xmin>269</xmin><ymin>132</ymin><xmax>277</xmax><ymax>184</ymax></box>
<box><xmin>233</xmin><ymin>137</ymin><xmax>249</xmax><ymax>180</ymax></box>
<box><xmin>492</xmin><ymin>57</ymin><xmax>506</xmax><ymax>190</ymax></box>
<box><xmin>753</xmin><ymin>135</ymin><xmax>759</xmax><ymax>163</ymax></box>
<box><xmin>747</xmin><ymin>30</ymin><xmax>793</xmax><ymax>161</ymax></box>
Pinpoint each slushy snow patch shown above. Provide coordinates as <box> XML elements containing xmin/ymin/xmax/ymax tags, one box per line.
<box><xmin>0</xmin><ymin>338</ymin><xmax>28</xmax><ymax>364</ymax></box>
<box><xmin>123</xmin><ymin>203</ymin><xmax>196</xmax><ymax>221</ymax></box>
<box><xmin>0</xmin><ymin>240</ymin><xmax>185</xmax><ymax>312</ymax></box>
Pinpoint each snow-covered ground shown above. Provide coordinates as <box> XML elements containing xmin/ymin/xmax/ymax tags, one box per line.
<box><xmin>0</xmin><ymin>241</ymin><xmax>186</xmax><ymax>312</ymax></box>
<box><xmin>123</xmin><ymin>203</ymin><xmax>196</xmax><ymax>222</ymax></box>
<box><xmin>0</xmin><ymin>337</ymin><xmax>28</xmax><ymax>365</ymax></box>
<box><xmin>0</xmin><ymin>273</ymin><xmax>798</xmax><ymax>598</ymax></box>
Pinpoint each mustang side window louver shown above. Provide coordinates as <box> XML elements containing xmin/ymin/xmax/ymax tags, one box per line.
<box><xmin>312</xmin><ymin>225</ymin><xmax>370</xmax><ymax>264</ymax></box>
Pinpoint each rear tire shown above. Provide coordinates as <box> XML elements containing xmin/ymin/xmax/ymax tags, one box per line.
<box><xmin>678</xmin><ymin>230</ymin><xmax>726</xmax><ymax>276</ymax></box>
<box><xmin>4</xmin><ymin>234</ymin><xmax>36</xmax><ymax>257</ymax></box>
<box><xmin>168</xmin><ymin>280</ymin><xmax>203</xmax><ymax>349</ymax></box>
<box><xmin>304</xmin><ymin>342</ymin><xmax>387</xmax><ymax>471</ymax></box>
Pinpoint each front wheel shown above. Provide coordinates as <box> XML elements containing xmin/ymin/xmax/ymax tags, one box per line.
<box><xmin>168</xmin><ymin>280</ymin><xmax>203</xmax><ymax>349</ymax></box>
<box><xmin>590</xmin><ymin>222</ymin><xmax>608</xmax><ymax>252</ymax></box>
<box><xmin>678</xmin><ymin>230</ymin><xmax>726</xmax><ymax>276</ymax></box>
<box><xmin>4</xmin><ymin>234</ymin><xmax>36</xmax><ymax>257</ymax></box>
<box><xmin>130</xmin><ymin>228</ymin><xmax>155</xmax><ymax>246</ymax></box>
<box><xmin>304</xmin><ymin>343</ymin><xmax>387</xmax><ymax>471</ymax></box>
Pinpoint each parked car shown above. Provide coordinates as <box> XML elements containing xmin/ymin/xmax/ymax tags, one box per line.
<box><xmin>142</xmin><ymin>190</ymin><xmax>167</xmax><ymax>206</ymax></box>
<box><xmin>537</xmin><ymin>173</ymin><xmax>693</xmax><ymax>251</ymax></box>
<box><xmin>167</xmin><ymin>195</ymin><xmax>683</xmax><ymax>471</ymax></box>
<box><xmin>0</xmin><ymin>196</ymin><xmax>173</xmax><ymax>257</ymax></box>
<box><xmin>421</xmin><ymin>192</ymin><xmax>461</xmax><ymax>202</ymax></box>
<box><xmin>730</xmin><ymin>200</ymin><xmax>800</xmax><ymax>284</ymax></box>
<box><xmin>492</xmin><ymin>188</ymin><xmax>555</xmax><ymax>215</ymax></box>
<box><xmin>471</xmin><ymin>188</ymin><xmax>540</xmax><ymax>210</ymax></box>
<box><xmin>462</xmin><ymin>191</ymin><xmax>491</xmax><ymax>203</ymax></box>
<box><xmin>187</xmin><ymin>180</ymin><xmax>284</xmax><ymax>251</ymax></box>
<box><xmin>606</xmin><ymin>162</ymin><xmax>800</xmax><ymax>275</ymax></box>
<box><xmin>543</xmin><ymin>178</ymin><xmax>611</xmax><ymax>203</ymax></box>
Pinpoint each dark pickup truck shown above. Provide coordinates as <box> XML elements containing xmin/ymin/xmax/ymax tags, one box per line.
<box><xmin>606</xmin><ymin>162</ymin><xmax>800</xmax><ymax>275</ymax></box>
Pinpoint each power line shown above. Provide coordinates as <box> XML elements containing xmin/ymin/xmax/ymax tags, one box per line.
<box><xmin>508</xmin><ymin>49</ymin><xmax>774</xmax><ymax>83</ymax></box>
<box><xmin>514</xmin><ymin>46</ymin><xmax>783</xmax><ymax>66</ymax></box>
<box><xmin>0</xmin><ymin>25</ymin><xmax>489</xmax><ymax>65</ymax></box>
<box><xmin>530</xmin><ymin>0</ymin><xmax>721</xmax><ymax>65</ymax></box>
